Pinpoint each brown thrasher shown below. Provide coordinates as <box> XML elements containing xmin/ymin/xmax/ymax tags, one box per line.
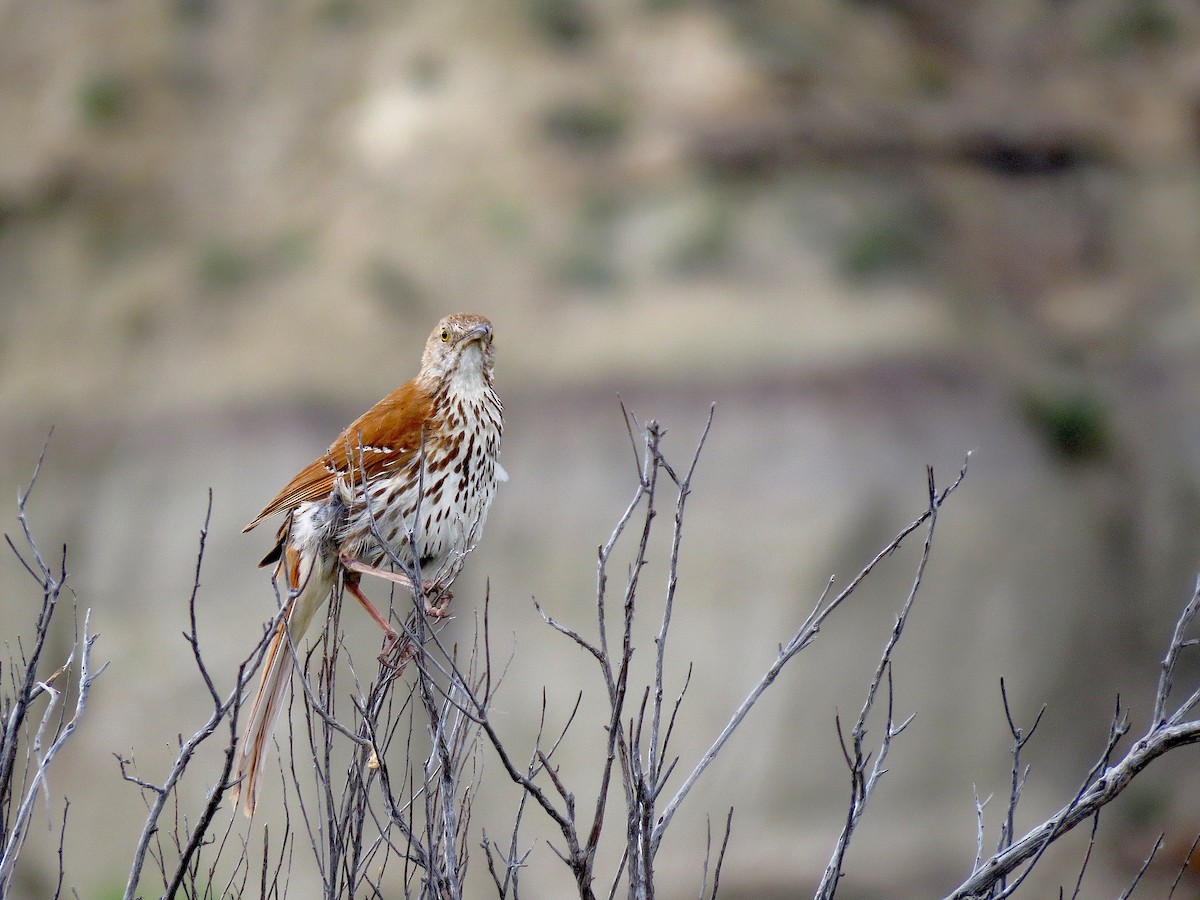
<box><xmin>232</xmin><ymin>312</ymin><xmax>504</xmax><ymax>816</ymax></box>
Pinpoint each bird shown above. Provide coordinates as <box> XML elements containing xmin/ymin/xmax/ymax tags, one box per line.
<box><xmin>232</xmin><ymin>312</ymin><xmax>504</xmax><ymax>817</ymax></box>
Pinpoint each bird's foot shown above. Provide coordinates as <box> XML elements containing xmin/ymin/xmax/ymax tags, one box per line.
<box><xmin>377</xmin><ymin>627</ymin><xmax>413</xmax><ymax>667</ymax></box>
<box><xmin>423</xmin><ymin>583</ymin><xmax>453</xmax><ymax>618</ymax></box>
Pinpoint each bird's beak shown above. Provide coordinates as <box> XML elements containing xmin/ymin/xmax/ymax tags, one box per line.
<box><xmin>460</xmin><ymin>323</ymin><xmax>492</xmax><ymax>346</ymax></box>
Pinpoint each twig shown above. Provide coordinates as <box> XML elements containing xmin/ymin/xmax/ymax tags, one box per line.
<box><xmin>1118</xmin><ymin>832</ymin><xmax>1163</xmax><ymax>900</ymax></box>
<box><xmin>0</xmin><ymin>610</ymin><xmax>103</xmax><ymax>893</ymax></box>
<box><xmin>817</xmin><ymin>466</ymin><xmax>942</xmax><ymax>898</ymax></box>
<box><xmin>647</xmin><ymin>407</ymin><xmax>714</xmax><ymax>821</ymax></box>
<box><xmin>0</xmin><ymin>438</ymin><xmax>107</xmax><ymax>898</ymax></box>
<box><xmin>946</xmin><ymin>587</ymin><xmax>1200</xmax><ymax>900</ymax></box>
<box><xmin>972</xmin><ymin>789</ymin><xmax>990</xmax><ymax>874</ymax></box>
<box><xmin>989</xmin><ymin>700</ymin><xmax>1129</xmax><ymax>900</ymax></box>
<box><xmin>1167</xmin><ymin>832</ymin><xmax>1200</xmax><ymax>898</ymax></box>
<box><xmin>122</xmin><ymin>497</ymin><xmax>280</xmax><ymax>900</ymax></box>
<box><xmin>0</xmin><ymin>436</ymin><xmax>64</xmax><ymax>835</ymax></box>
<box><xmin>997</xmin><ymin>678</ymin><xmax>1045</xmax><ymax>883</ymax></box>
<box><xmin>1155</xmin><ymin>576</ymin><xmax>1200</xmax><ymax>727</ymax></box>
<box><xmin>1067</xmin><ymin>812</ymin><xmax>1100</xmax><ymax>900</ymax></box>
<box><xmin>654</xmin><ymin>456</ymin><xmax>970</xmax><ymax>856</ymax></box>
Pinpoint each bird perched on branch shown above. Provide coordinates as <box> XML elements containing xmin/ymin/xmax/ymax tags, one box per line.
<box><xmin>233</xmin><ymin>312</ymin><xmax>504</xmax><ymax>816</ymax></box>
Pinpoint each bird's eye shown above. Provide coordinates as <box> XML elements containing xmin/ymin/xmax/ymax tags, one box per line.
<box><xmin>440</xmin><ymin>328</ymin><xmax>450</xmax><ymax>342</ymax></box>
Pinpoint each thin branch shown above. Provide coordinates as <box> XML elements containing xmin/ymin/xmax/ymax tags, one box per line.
<box><xmin>815</xmin><ymin>465</ymin><xmax>944</xmax><ymax>899</ymax></box>
<box><xmin>1167</xmin><ymin>832</ymin><xmax>1200</xmax><ymax>898</ymax></box>
<box><xmin>123</xmin><ymin>501</ymin><xmax>281</xmax><ymax>900</ymax></box>
<box><xmin>1156</xmin><ymin>576</ymin><xmax>1200</xmax><ymax>727</ymax></box>
<box><xmin>648</xmin><ymin>406</ymin><xmax>714</xmax><ymax>814</ymax></box>
<box><xmin>998</xmin><ymin>678</ymin><xmax>1045</xmax><ymax>864</ymax></box>
<box><xmin>1067</xmin><ymin>812</ymin><xmax>1100</xmax><ymax>900</ymax></box>
<box><xmin>946</xmin><ymin>709</ymin><xmax>1200</xmax><ymax>898</ymax></box>
<box><xmin>652</xmin><ymin>455</ymin><xmax>971</xmax><ymax>855</ymax></box>
<box><xmin>989</xmin><ymin>700</ymin><xmax>1130</xmax><ymax>900</ymax></box>
<box><xmin>972</xmin><ymin>789</ymin><xmax>990</xmax><ymax>873</ymax></box>
<box><xmin>0</xmin><ymin>436</ymin><xmax>63</xmax><ymax>832</ymax></box>
<box><xmin>0</xmin><ymin>611</ymin><xmax>103</xmax><ymax>893</ymax></box>
<box><xmin>1118</xmin><ymin>832</ymin><xmax>1163</xmax><ymax>900</ymax></box>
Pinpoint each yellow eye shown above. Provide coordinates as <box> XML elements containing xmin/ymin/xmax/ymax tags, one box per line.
<box><xmin>440</xmin><ymin>328</ymin><xmax>450</xmax><ymax>342</ymax></box>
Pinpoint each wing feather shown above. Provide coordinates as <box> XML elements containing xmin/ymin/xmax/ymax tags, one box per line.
<box><xmin>243</xmin><ymin>380</ymin><xmax>435</xmax><ymax>533</ymax></box>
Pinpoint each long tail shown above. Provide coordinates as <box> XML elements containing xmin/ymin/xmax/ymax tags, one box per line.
<box><xmin>232</xmin><ymin>543</ymin><xmax>335</xmax><ymax>817</ymax></box>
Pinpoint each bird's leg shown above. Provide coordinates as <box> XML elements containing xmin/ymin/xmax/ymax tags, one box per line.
<box><xmin>339</xmin><ymin>554</ymin><xmax>452</xmax><ymax>618</ymax></box>
<box><xmin>339</xmin><ymin>568</ymin><xmax>404</xmax><ymax>664</ymax></box>
<box><xmin>340</xmin><ymin>555</ymin><xmax>415</xmax><ymax>590</ymax></box>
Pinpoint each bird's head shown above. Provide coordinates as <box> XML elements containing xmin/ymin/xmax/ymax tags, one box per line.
<box><xmin>420</xmin><ymin>313</ymin><xmax>496</xmax><ymax>386</ymax></box>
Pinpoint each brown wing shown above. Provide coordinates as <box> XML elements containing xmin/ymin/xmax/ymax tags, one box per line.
<box><xmin>243</xmin><ymin>379</ymin><xmax>435</xmax><ymax>533</ymax></box>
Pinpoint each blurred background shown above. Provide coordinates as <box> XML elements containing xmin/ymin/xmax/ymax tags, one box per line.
<box><xmin>4</xmin><ymin>0</ymin><xmax>1200</xmax><ymax>896</ymax></box>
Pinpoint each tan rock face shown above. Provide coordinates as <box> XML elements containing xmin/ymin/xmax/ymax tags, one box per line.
<box><xmin>5</xmin><ymin>1</ymin><xmax>1200</xmax><ymax>895</ymax></box>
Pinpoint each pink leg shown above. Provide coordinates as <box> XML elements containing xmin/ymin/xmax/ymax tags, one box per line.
<box><xmin>342</xmin><ymin>576</ymin><xmax>398</xmax><ymax>637</ymax></box>
<box><xmin>339</xmin><ymin>553</ymin><xmax>452</xmax><ymax>618</ymax></box>
<box><xmin>342</xmin><ymin>577</ymin><xmax>407</xmax><ymax>665</ymax></box>
<box><xmin>340</xmin><ymin>555</ymin><xmax>416</xmax><ymax>590</ymax></box>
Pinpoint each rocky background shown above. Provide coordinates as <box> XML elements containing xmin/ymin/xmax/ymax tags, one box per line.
<box><xmin>5</xmin><ymin>1</ymin><xmax>1200</xmax><ymax>897</ymax></box>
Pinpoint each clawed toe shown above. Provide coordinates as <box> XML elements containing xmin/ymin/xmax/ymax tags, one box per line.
<box><xmin>377</xmin><ymin>629</ymin><xmax>412</xmax><ymax>667</ymax></box>
<box><xmin>423</xmin><ymin>583</ymin><xmax>453</xmax><ymax>618</ymax></box>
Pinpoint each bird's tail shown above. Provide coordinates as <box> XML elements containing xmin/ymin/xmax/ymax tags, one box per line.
<box><xmin>232</xmin><ymin>543</ymin><xmax>335</xmax><ymax>817</ymax></box>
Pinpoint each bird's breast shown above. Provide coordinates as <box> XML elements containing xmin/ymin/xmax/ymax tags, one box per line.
<box><xmin>339</xmin><ymin>385</ymin><xmax>502</xmax><ymax>579</ymax></box>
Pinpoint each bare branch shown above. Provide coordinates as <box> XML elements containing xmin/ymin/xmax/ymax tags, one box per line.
<box><xmin>0</xmin><ymin>610</ymin><xmax>103</xmax><ymax>894</ymax></box>
<box><xmin>0</xmin><ymin>439</ymin><xmax>107</xmax><ymax>898</ymax></box>
<box><xmin>122</xmin><ymin>498</ymin><xmax>281</xmax><ymax>900</ymax></box>
<box><xmin>1167</xmin><ymin>832</ymin><xmax>1200</xmax><ymax>898</ymax></box>
<box><xmin>1117</xmin><ymin>831</ymin><xmax>1162</xmax><ymax>900</ymax></box>
<box><xmin>652</xmin><ymin>457</ymin><xmax>970</xmax><ymax>857</ymax></box>
<box><xmin>947</xmin><ymin>656</ymin><xmax>1200</xmax><ymax>898</ymax></box>
<box><xmin>998</xmin><ymin>678</ymin><xmax>1046</xmax><ymax>864</ymax></box>
<box><xmin>972</xmin><ymin>789</ymin><xmax>990</xmax><ymax>873</ymax></box>
<box><xmin>813</xmin><ymin>465</ymin><xmax>947</xmax><ymax>899</ymax></box>
<box><xmin>648</xmin><ymin>406</ymin><xmax>714</xmax><ymax>813</ymax></box>
<box><xmin>1155</xmin><ymin>576</ymin><xmax>1200</xmax><ymax>726</ymax></box>
<box><xmin>1066</xmin><ymin>812</ymin><xmax>1100</xmax><ymax>900</ymax></box>
<box><xmin>1</xmin><ymin>438</ymin><xmax>65</xmax><ymax>832</ymax></box>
